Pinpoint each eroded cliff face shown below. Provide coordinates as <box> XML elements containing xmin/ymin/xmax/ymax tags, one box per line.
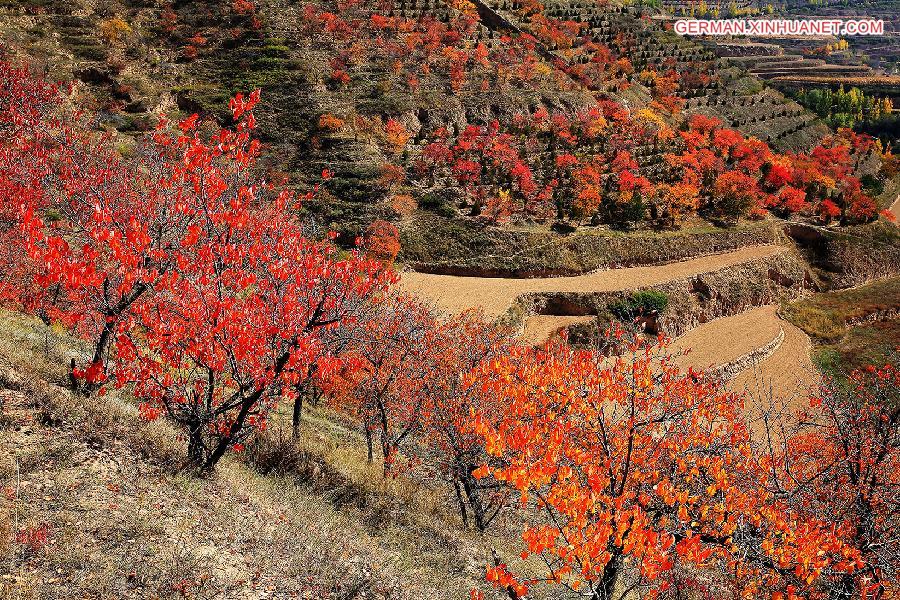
<box><xmin>786</xmin><ymin>222</ymin><xmax>900</xmax><ymax>289</ymax></box>
<box><xmin>401</xmin><ymin>215</ymin><xmax>788</xmax><ymax>277</ymax></box>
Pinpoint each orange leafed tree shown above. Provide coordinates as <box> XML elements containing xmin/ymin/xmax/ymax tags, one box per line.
<box><xmin>318</xmin><ymin>113</ymin><xmax>345</xmax><ymax>132</ymax></box>
<box><xmin>363</xmin><ymin>219</ymin><xmax>401</xmax><ymax>264</ymax></box>
<box><xmin>385</xmin><ymin>118</ymin><xmax>411</xmax><ymax>154</ymax></box>
<box><xmin>419</xmin><ymin>310</ymin><xmax>514</xmax><ymax>531</ymax></box>
<box><xmin>469</xmin><ymin>331</ymin><xmax>861</xmax><ymax>600</ymax></box>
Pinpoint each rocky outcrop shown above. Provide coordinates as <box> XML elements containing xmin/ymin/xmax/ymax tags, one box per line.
<box><xmin>845</xmin><ymin>307</ymin><xmax>900</xmax><ymax>327</ymax></box>
<box><xmin>785</xmin><ymin>222</ymin><xmax>900</xmax><ymax>289</ymax></box>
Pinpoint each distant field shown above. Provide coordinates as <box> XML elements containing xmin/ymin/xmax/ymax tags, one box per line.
<box><xmin>771</xmin><ymin>75</ymin><xmax>900</xmax><ymax>88</ymax></box>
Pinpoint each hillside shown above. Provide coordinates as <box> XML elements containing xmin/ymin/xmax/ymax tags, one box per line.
<box><xmin>0</xmin><ymin>310</ymin><xmax>499</xmax><ymax>599</ymax></box>
<box><xmin>0</xmin><ymin>1</ymin><xmax>898</xmax><ymax>599</ymax></box>
<box><xmin>0</xmin><ymin>0</ymin><xmax>888</xmax><ymax>250</ymax></box>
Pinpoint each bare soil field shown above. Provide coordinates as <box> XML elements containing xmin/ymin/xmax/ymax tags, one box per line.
<box><xmin>401</xmin><ymin>245</ymin><xmax>785</xmax><ymax>317</ymax></box>
<box><xmin>670</xmin><ymin>305</ymin><xmax>784</xmax><ymax>372</ymax></box>
<box><xmin>731</xmin><ymin>318</ymin><xmax>820</xmax><ymax>411</ymax></box>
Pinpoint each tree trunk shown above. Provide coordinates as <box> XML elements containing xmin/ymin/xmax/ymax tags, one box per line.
<box><xmin>593</xmin><ymin>552</ymin><xmax>622</xmax><ymax>600</ymax></box>
<box><xmin>80</xmin><ymin>317</ymin><xmax>115</xmax><ymax>395</ymax></box>
<box><xmin>202</xmin><ymin>388</ymin><xmax>260</xmax><ymax>472</ymax></box>
<box><xmin>187</xmin><ymin>420</ymin><xmax>205</xmax><ymax>468</ymax></box>
<box><xmin>292</xmin><ymin>390</ymin><xmax>303</xmax><ymax>438</ymax></box>
<box><xmin>68</xmin><ymin>358</ymin><xmax>78</xmax><ymax>391</ymax></box>
<box><xmin>364</xmin><ymin>426</ymin><xmax>374</xmax><ymax>464</ymax></box>
<box><xmin>380</xmin><ymin>431</ymin><xmax>392</xmax><ymax>476</ymax></box>
<box><xmin>491</xmin><ymin>548</ymin><xmax>521</xmax><ymax>600</ymax></box>
<box><xmin>461</xmin><ymin>473</ymin><xmax>487</xmax><ymax>531</ymax></box>
<box><xmin>80</xmin><ymin>281</ymin><xmax>148</xmax><ymax>395</ymax></box>
<box><xmin>453</xmin><ymin>479</ymin><xmax>469</xmax><ymax>529</ymax></box>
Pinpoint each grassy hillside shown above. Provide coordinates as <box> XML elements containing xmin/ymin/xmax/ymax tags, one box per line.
<box><xmin>0</xmin><ymin>310</ymin><xmax>523</xmax><ymax>599</ymax></box>
<box><xmin>782</xmin><ymin>276</ymin><xmax>900</xmax><ymax>374</ymax></box>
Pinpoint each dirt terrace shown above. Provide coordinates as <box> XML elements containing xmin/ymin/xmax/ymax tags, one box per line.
<box><xmin>670</xmin><ymin>305</ymin><xmax>783</xmax><ymax>372</ymax></box>
<box><xmin>670</xmin><ymin>304</ymin><xmax>819</xmax><ymax>405</ymax></box>
<box><xmin>401</xmin><ymin>245</ymin><xmax>785</xmax><ymax>317</ymax></box>
<box><xmin>889</xmin><ymin>194</ymin><xmax>900</xmax><ymax>223</ymax></box>
<box><xmin>731</xmin><ymin>317</ymin><xmax>820</xmax><ymax>410</ymax></box>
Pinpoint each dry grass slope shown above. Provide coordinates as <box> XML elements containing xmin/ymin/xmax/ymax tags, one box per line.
<box><xmin>0</xmin><ymin>310</ymin><xmax>525</xmax><ymax>600</ymax></box>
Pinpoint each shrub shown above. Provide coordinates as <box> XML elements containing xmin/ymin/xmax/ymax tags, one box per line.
<box><xmin>609</xmin><ymin>290</ymin><xmax>669</xmax><ymax>321</ymax></box>
<box><xmin>15</xmin><ymin>523</ymin><xmax>50</xmax><ymax>555</ymax></box>
<box><xmin>318</xmin><ymin>113</ymin><xmax>345</xmax><ymax>132</ymax></box>
<box><xmin>244</xmin><ymin>428</ymin><xmax>314</xmax><ymax>476</ymax></box>
<box><xmin>98</xmin><ymin>18</ymin><xmax>132</xmax><ymax>45</ymax></box>
<box><xmin>860</xmin><ymin>174</ymin><xmax>884</xmax><ymax>197</ymax></box>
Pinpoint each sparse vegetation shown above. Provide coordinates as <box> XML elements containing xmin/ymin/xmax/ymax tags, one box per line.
<box><xmin>783</xmin><ymin>277</ymin><xmax>900</xmax><ymax>341</ymax></box>
<box><xmin>609</xmin><ymin>290</ymin><xmax>669</xmax><ymax>321</ymax></box>
<box><xmin>783</xmin><ymin>276</ymin><xmax>900</xmax><ymax>374</ymax></box>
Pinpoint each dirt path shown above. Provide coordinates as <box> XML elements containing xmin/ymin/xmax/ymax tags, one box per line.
<box><xmin>670</xmin><ymin>305</ymin><xmax>783</xmax><ymax>372</ymax></box>
<box><xmin>889</xmin><ymin>193</ymin><xmax>900</xmax><ymax>223</ymax></box>
<box><xmin>401</xmin><ymin>245</ymin><xmax>784</xmax><ymax>317</ymax></box>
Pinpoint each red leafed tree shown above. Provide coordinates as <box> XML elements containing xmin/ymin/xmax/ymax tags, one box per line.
<box><xmin>771</xmin><ymin>185</ymin><xmax>809</xmax><ymax>216</ymax></box>
<box><xmin>112</xmin><ymin>92</ymin><xmax>392</xmax><ymax>471</ymax></box>
<box><xmin>764</xmin><ymin>364</ymin><xmax>900</xmax><ymax>600</ymax></box>
<box><xmin>0</xmin><ymin>63</ymin><xmax>393</xmax><ymax>468</ymax></box>
<box><xmin>708</xmin><ymin>170</ymin><xmax>759</xmax><ymax>224</ymax></box>
<box><xmin>0</xmin><ymin>61</ymin><xmax>177</xmax><ymax>391</ymax></box>
<box><xmin>319</xmin><ymin>294</ymin><xmax>437</xmax><ymax>474</ymax></box>
<box><xmin>468</xmin><ymin>331</ymin><xmax>861</xmax><ymax>600</ymax></box>
<box><xmin>818</xmin><ymin>199</ymin><xmax>842</xmax><ymax>222</ymax></box>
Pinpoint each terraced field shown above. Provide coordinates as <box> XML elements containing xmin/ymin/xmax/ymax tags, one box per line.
<box><xmin>400</xmin><ymin>244</ymin><xmax>784</xmax><ymax>317</ymax></box>
<box><xmin>725</xmin><ymin>50</ymin><xmax>874</xmax><ymax>81</ymax></box>
<box><xmin>671</xmin><ymin>305</ymin><xmax>783</xmax><ymax>372</ymax></box>
<box><xmin>402</xmin><ymin>243</ymin><xmax>821</xmax><ymax>406</ymax></box>
<box><xmin>731</xmin><ymin>317</ymin><xmax>820</xmax><ymax>409</ymax></box>
<box><xmin>520</xmin><ymin>303</ymin><xmax>784</xmax><ymax>357</ymax></box>
<box><xmin>667</xmin><ymin>303</ymin><xmax>819</xmax><ymax>406</ymax></box>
